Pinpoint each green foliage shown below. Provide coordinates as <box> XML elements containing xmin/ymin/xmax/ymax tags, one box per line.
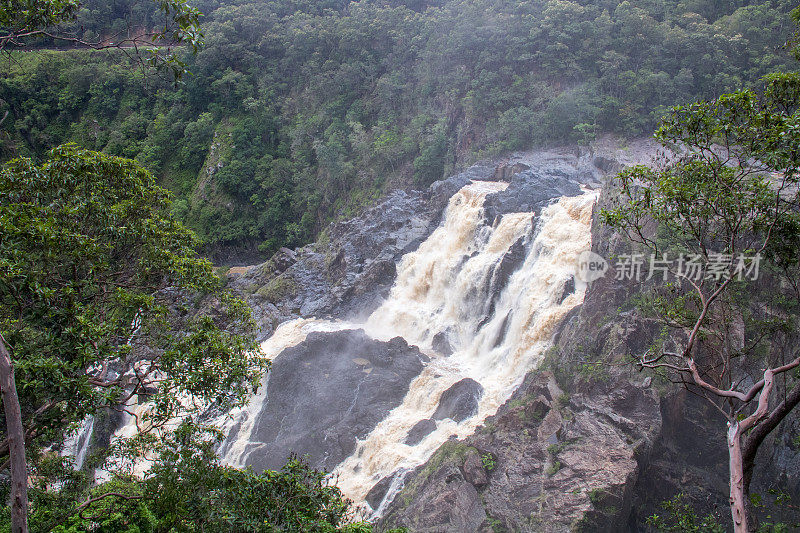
<box><xmin>2</xmin><ymin>0</ymin><xmax>797</xmax><ymax>257</ymax></box>
<box><xmin>0</xmin><ymin>0</ymin><xmax>80</xmax><ymax>38</ymax></box>
<box><xmin>0</xmin><ymin>144</ymin><xmax>266</xmax><ymax>466</ymax></box>
<box><xmin>646</xmin><ymin>494</ymin><xmax>725</xmax><ymax>532</ymax></box>
<box><xmin>0</xmin><ymin>140</ymin><xmax>370</xmax><ymax>532</ymax></box>
<box><xmin>544</xmin><ymin>461</ymin><xmax>562</xmax><ymax>476</ymax></box>
<box><xmin>486</xmin><ymin>516</ymin><xmax>506</xmax><ymax>533</ymax></box>
<box><xmin>588</xmin><ymin>488</ymin><xmax>605</xmax><ymax>504</ymax></box>
<box><xmin>480</xmin><ymin>452</ymin><xmax>496</xmax><ymax>471</ymax></box>
<box><xmin>546</xmin><ymin>442</ymin><xmax>565</xmax><ymax>456</ymax></box>
<box><xmin>603</xmin><ymin>71</ymin><xmax>800</xmax><ymax>260</ymax></box>
<box><xmin>399</xmin><ymin>442</ymin><xmax>475</xmax><ymax>505</ymax></box>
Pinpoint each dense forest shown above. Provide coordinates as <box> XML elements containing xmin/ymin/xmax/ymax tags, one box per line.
<box><xmin>1</xmin><ymin>0</ymin><xmax>797</xmax><ymax>259</ymax></box>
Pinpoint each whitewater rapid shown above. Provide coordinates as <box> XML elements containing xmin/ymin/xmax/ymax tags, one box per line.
<box><xmin>218</xmin><ymin>180</ymin><xmax>598</xmax><ymax>515</ymax></box>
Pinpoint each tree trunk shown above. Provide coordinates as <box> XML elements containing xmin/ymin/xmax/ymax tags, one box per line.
<box><xmin>728</xmin><ymin>421</ymin><xmax>749</xmax><ymax>533</ymax></box>
<box><xmin>0</xmin><ymin>336</ymin><xmax>28</xmax><ymax>533</ymax></box>
<box><xmin>743</xmin><ymin>382</ymin><xmax>800</xmax><ymax>495</ymax></box>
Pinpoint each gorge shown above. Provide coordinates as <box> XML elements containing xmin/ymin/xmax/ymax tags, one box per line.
<box><xmin>66</xmin><ymin>138</ymin><xmax>800</xmax><ymax>531</ymax></box>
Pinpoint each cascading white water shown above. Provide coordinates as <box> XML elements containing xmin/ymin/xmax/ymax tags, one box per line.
<box><xmin>218</xmin><ymin>180</ymin><xmax>598</xmax><ymax>516</ymax></box>
<box><xmin>62</xmin><ymin>416</ymin><xmax>95</xmax><ymax>470</ymax></box>
<box><xmin>333</xmin><ymin>185</ymin><xmax>597</xmax><ymax>511</ymax></box>
<box><xmin>363</xmin><ymin>180</ymin><xmax>513</xmax><ymax>347</ymax></box>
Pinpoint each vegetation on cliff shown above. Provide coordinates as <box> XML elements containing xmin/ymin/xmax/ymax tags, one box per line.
<box><xmin>1</xmin><ymin>0</ymin><xmax>797</xmax><ymax>257</ymax></box>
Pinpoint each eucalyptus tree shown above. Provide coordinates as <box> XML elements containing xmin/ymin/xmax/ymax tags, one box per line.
<box><xmin>602</xmin><ymin>70</ymin><xmax>800</xmax><ymax>532</ymax></box>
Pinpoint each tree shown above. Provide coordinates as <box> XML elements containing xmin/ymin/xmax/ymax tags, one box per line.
<box><xmin>18</xmin><ymin>422</ymin><xmax>371</xmax><ymax>532</ymax></box>
<box><xmin>602</xmin><ymin>71</ymin><xmax>800</xmax><ymax>532</ymax></box>
<box><xmin>0</xmin><ymin>0</ymin><xmax>203</xmax><ymax>79</ymax></box>
<box><xmin>0</xmin><ymin>144</ymin><xmax>267</xmax><ymax>531</ymax></box>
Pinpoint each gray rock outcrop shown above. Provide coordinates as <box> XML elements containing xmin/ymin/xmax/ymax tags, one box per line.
<box><xmin>231</xmin><ymin>329</ymin><xmax>427</xmax><ymax>472</ymax></box>
<box><xmin>432</xmin><ymin>379</ymin><xmax>484</xmax><ymax>423</ymax></box>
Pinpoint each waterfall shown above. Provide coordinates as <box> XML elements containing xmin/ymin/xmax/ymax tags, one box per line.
<box><xmin>333</xmin><ymin>184</ymin><xmax>596</xmax><ymax>511</ymax></box>
<box><xmin>72</xmin><ymin>179</ymin><xmax>596</xmax><ymax>517</ymax></box>
<box><xmin>219</xmin><ymin>180</ymin><xmax>598</xmax><ymax>515</ymax></box>
<box><xmin>62</xmin><ymin>416</ymin><xmax>95</xmax><ymax>470</ymax></box>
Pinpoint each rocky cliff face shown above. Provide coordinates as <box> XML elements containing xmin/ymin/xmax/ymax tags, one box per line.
<box><xmin>222</xmin><ymin>137</ymin><xmax>800</xmax><ymax>531</ymax></box>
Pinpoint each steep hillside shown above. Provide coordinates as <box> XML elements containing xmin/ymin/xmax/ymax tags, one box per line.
<box><xmin>1</xmin><ymin>0</ymin><xmax>797</xmax><ymax>259</ymax></box>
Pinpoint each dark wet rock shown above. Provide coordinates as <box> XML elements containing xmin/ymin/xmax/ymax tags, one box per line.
<box><xmin>432</xmin><ymin>331</ymin><xmax>453</xmax><ymax>356</ymax></box>
<box><xmin>489</xmin><ymin>311</ymin><xmax>512</xmax><ymax>349</ymax></box>
<box><xmin>88</xmin><ymin>407</ymin><xmax>125</xmax><ymax>461</ymax></box>
<box><xmin>229</xmin><ymin>148</ymin><xmax>610</xmax><ymax>342</ymax></box>
<box><xmin>234</xmin><ymin>329</ymin><xmax>427</xmax><ymax>472</ymax></box>
<box><xmin>406</xmin><ymin>419</ymin><xmax>437</xmax><ymax>446</ymax></box>
<box><xmin>482</xmin><ymin>169</ymin><xmax>584</xmax><ymax>224</ymax></box>
<box><xmin>378</xmin><ymin>146</ymin><xmax>662</xmax><ymax>532</ymax></box>
<box><xmin>491</xmin><ymin>236</ymin><xmax>528</xmax><ymax>293</ymax></box>
<box><xmin>527</xmin><ymin>394</ymin><xmax>551</xmax><ymax>422</ymax></box>
<box><xmin>433</xmin><ymin>379</ymin><xmax>484</xmax><ymax>423</ymax></box>
<box><xmin>559</xmin><ymin>277</ymin><xmax>575</xmax><ymax>303</ymax></box>
<box><xmin>479</xmin><ymin>235</ymin><xmax>528</xmax><ymax>326</ymax></box>
<box><xmin>474</xmin><ymin>236</ymin><xmax>528</xmax><ymax>330</ymax></box>
<box><xmin>366</xmin><ymin>474</ymin><xmax>395</xmax><ymax>511</ymax></box>
<box><xmin>481</xmin><ymin>147</ymin><xmax>605</xmax><ymax>224</ymax></box>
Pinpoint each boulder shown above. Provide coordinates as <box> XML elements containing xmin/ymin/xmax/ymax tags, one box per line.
<box><xmin>432</xmin><ymin>379</ymin><xmax>484</xmax><ymax>423</ymax></box>
<box><xmin>229</xmin><ymin>329</ymin><xmax>427</xmax><ymax>472</ymax></box>
<box><xmin>432</xmin><ymin>331</ymin><xmax>454</xmax><ymax>356</ymax></box>
<box><xmin>405</xmin><ymin>419</ymin><xmax>437</xmax><ymax>446</ymax></box>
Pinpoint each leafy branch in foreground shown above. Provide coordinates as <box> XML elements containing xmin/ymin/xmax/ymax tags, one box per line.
<box><xmin>0</xmin><ymin>0</ymin><xmax>203</xmax><ymax>79</ymax></box>
<box><xmin>0</xmin><ymin>144</ymin><xmax>267</xmax><ymax>531</ymax></box>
